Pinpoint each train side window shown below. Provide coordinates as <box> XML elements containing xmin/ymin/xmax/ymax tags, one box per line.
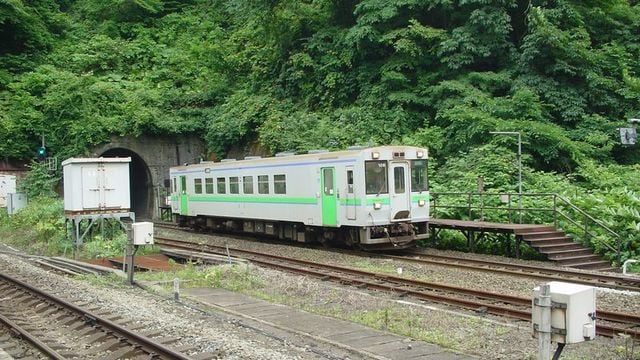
<box><xmin>347</xmin><ymin>170</ymin><xmax>354</xmax><ymax>194</ymax></box>
<box><xmin>217</xmin><ymin>177</ymin><xmax>226</xmax><ymax>194</ymax></box>
<box><xmin>230</xmin><ymin>177</ymin><xmax>239</xmax><ymax>194</ymax></box>
<box><xmin>258</xmin><ymin>175</ymin><xmax>269</xmax><ymax>194</ymax></box>
<box><xmin>365</xmin><ymin>161</ymin><xmax>388</xmax><ymax>195</ymax></box>
<box><xmin>194</xmin><ymin>178</ymin><xmax>203</xmax><ymax>194</ymax></box>
<box><xmin>172</xmin><ymin>178</ymin><xmax>176</xmax><ymax>193</ymax></box>
<box><xmin>205</xmin><ymin>178</ymin><xmax>214</xmax><ymax>194</ymax></box>
<box><xmin>243</xmin><ymin>176</ymin><xmax>254</xmax><ymax>194</ymax></box>
<box><xmin>274</xmin><ymin>174</ymin><xmax>286</xmax><ymax>194</ymax></box>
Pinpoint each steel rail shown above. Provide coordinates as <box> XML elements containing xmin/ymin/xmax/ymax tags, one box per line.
<box><xmin>0</xmin><ymin>313</ymin><xmax>66</xmax><ymax>359</ymax></box>
<box><xmin>0</xmin><ymin>271</ymin><xmax>192</xmax><ymax>360</ymax></box>
<box><xmin>155</xmin><ymin>236</ymin><xmax>640</xmax><ymax>338</ymax></box>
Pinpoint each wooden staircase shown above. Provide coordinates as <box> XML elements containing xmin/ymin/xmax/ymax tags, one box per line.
<box><xmin>515</xmin><ymin>227</ymin><xmax>612</xmax><ymax>271</ymax></box>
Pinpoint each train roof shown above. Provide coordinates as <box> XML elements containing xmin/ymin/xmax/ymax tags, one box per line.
<box><xmin>170</xmin><ymin>145</ymin><xmax>428</xmax><ymax>171</ymax></box>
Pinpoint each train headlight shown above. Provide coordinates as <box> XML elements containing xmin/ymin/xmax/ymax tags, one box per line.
<box><xmin>373</xmin><ymin>202</ymin><xmax>382</xmax><ymax>210</ymax></box>
<box><xmin>371</xmin><ymin>151</ymin><xmax>380</xmax><ymax>159</ymax></box>
<box><xmin>416</xmin><ymin>150</ymin><xmax>424</xmax><ymax>158</ymax></box>
<box><xmin>418</xmin><ymin>199</ymin><xmax>426</xmax><ymax>207</ymax></box>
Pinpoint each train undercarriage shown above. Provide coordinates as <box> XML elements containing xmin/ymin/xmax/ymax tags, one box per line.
<box><xmin>176</xmin><ymin>215</ymin><xmax>429</xmax><ymax>251</ymax></box>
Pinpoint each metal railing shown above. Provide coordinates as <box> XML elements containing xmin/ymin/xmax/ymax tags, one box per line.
<box><xmin>430</xmin><ymin>192</ymin><xmax>621</xmax><ymax>260</ymax></box>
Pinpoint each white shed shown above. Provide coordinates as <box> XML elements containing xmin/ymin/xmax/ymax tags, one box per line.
<box><xmin>62</xmin><ymin>157</ymin><xmax>131</xmax><ymax>213</ymax></box>
<box><xmin>0</xmin><ymin>175</ymin><xmax>16</xmax><ymax>208</ymax></box>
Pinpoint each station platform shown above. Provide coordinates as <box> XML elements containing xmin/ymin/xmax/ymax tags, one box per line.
<box><xmin>184</xmin><ymin>287</ymin><xmax>475</xmax><ymax>360</ymax></box>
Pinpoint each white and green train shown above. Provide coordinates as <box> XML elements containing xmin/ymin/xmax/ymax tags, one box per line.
<box><xmin>169</xmin><ymin>145</ymin><xmax>430</xmax><ymax>250</ymax></box>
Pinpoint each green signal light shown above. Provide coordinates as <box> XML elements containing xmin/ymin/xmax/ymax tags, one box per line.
<box><xmin>37</xmin><ymin>146</ymin><xmax>46</xmax><ymax>160</ymax></box>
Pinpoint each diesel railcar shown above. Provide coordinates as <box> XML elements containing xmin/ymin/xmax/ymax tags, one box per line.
<box><xmin>169</xmin><ymin>146</ymin><xmax>430</xmax><ymax>250</ymax></box>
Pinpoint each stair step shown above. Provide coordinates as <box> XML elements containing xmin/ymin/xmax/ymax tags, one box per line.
<box><xmin>520</xmin><ymin>232</ymin><xmax>567</xmax><ymax>240</ymax></box>
<box><xmin>556</xmin><ymin>255</ymin><xmax>603</xmax><ymax>265</ymax></box>
<box><xmin>535</xmin><ymin>243</ymin><xmax>584</xmax><ymax>252</ymax></box>
<box><xmin>564</xmin><ymin>261</ymin><xmax>613</xmax><ymax>271</ymax></box>
<box><xmin>525</xmin><ymin>237</ymin><xmax>573</xmax><ymax>245</ymax></box>
<box><xmin>546</xmin><ymin>249</ymin><xmax>594</xmax><ymax>259</ymax></box>
<box><xmin>515</xmin><ymin>226</ymin><xmax>557</xmax><ymax>235</ymax></box>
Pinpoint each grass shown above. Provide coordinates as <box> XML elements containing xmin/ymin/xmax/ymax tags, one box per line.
<box><xmin>0</xmin><ymin>197</ymin><xmax>161</xmax><ymax>259</ymax></box>
<box><xmin>135</xmin><ymin>262</ymin><xmax>265</xmax><ymax>293</ymax></box>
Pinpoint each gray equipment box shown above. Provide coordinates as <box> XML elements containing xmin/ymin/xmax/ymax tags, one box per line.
<box><xmin>532</xmin><ymin>281</ymin><xmax>596</xmax><ymax>344</ymax></box>
<box><xmin>0</xmin><ymin>175</ymin><xmax>16</xmax><ymax>208</ymax></box>
<box><xmin>7</xmin><ymin>193</ymin><xmax>27</xmax><ymax>215</ymax></box>
<box><xmin>132</xmin><ymin>222</ymin><xmax>154</xmax><ymax>245</ymax></box>
<box><xmin>62</xmin><ymin>158</ymin><xmax>131</xmax><ymax>212</ymax></box>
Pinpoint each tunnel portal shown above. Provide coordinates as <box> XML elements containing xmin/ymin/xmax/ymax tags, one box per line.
<box><xmin>100</xmin><ymin>148</ymin><xmax>152</xmax><ymax>220</ymax></box>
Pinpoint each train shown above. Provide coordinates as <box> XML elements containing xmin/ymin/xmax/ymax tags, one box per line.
<box><xmin>169</xmin><ymin>145</ymin><xmax>430</xmax><ymax>250</ymax></box>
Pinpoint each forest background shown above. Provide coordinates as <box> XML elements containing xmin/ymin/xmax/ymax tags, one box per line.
<box><xmin>1</xmin><ymin>0</ymin><xmax>639</xmax><ymax>263</ymax></box>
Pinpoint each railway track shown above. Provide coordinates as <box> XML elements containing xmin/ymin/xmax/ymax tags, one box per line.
<box><xmin>392</xmin><ymin>251</ymin><xmax>640</xmax><ymax>293</ymax></box>
<box><xmin>0</xmin><ymin>266</ymin><xmax>193</xmax><ymax>360</ymax></box>
<box><xmin>155</xmin><ymin>235</ymin><xmax>640</xmax><ymax>340</ymax></box>
<box><xmin>155</xmin><ymin>222</ymin><xmax>640</xmax><ymax>293</ymax></box>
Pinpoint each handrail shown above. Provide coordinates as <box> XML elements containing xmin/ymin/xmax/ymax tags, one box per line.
<box><xmin>430</xmin><ymin>191</ymin><xmax>622</xmax><ymax>262</ymax></box>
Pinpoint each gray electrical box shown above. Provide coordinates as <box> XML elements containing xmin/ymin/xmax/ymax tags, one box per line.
<box><xmin>0</xmin><ymin>175</ymin><xmax>16</xmax><ymax>208</ymax></box>
<box><xmin>7</xmin><ymin>193</ymin><xmax>27</xmax><ymax>215</ymax></box>
<box><xmin>532</xmin><ymin>282</ymin><xmax>596</xmax><ymax>344</ymax></box>
<box><xmin>132</xmin><ymin>222</ymin><xmax>154</xmax><ymax>245</ymax></box>
<box><xmin>619</xmin><ymin>127</ymin><xmax>637</xmax><ymax>145</ymax></box>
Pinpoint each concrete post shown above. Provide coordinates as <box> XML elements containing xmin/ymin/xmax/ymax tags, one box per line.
<box><xmin>538</xmin><ymin>284</ymin><xmax>551</xmax><ymax>360</ymax></box>
<box><xmin>125</xmin><ymin>223</ymin><xmax>135</xmax><ymax>285</ymax></box>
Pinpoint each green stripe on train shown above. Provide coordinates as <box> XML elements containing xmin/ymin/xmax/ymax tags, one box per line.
<box><xmin>411</xmin><ymin>194</ymin><xmax>430</xmax><ymax>202</ymax></box>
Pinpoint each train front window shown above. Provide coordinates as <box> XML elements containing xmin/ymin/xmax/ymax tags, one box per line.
<box><xmin>411</xmin><ymin>160</ymin><xmax>428</xmax><ymax>192</ymax></box>
<box><xmin>365</xmin><ymin>161</ymin><xmax>388</xmax><ymax>195</ymax></box>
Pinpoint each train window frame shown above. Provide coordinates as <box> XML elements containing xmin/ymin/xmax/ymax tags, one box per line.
<box><xmin>172</xmin><ymin>178</ymin><xmax>176</xmax><ymax>193</ymax></box>
<box><xmin>347</xmin><ymin>170</ymin><xmax>354</xmax><ymax>194</ymax></box>
<box><xmin>410</xmin><ymin>159</ymin><xmax>429</xmax><ymax>192</ymax></box>
<box><xmin>243</xmin><ymin>176</ymin><xmax>254</xmax><ymax>194</ymax></box>
<box><xmin>274</xmin><ymin>174</ymin><xmax>286</xmax><ymax>194</ymax></box>
<box><xmin>194</xmin><ymin>178</ymin><xmax>203</xmax><ymax>194</ymax></box>
<box><xmin>229</xmin><ymin>177</ymin><xmax>239</xmax><ymax>194</ymax></box>
<box><xmin>365</xmin><ymin>161</ymin><xmax>388</xmax><ymax>195</ymax></box>
<box><xmin>217</xmin><ymin>177</ymin><xmax>226</xmax><ymax>194</ymax></box>
<box><xmin>258</xmin><ymin>175</ymin><xmax>269</xmax><ymax>194</ymax></box>
<box><xmin>205</xmin><ymin>177</ymin><xmax>214</xmax><ymax>194</ymax></box>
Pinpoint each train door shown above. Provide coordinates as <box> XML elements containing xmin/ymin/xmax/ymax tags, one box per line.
<box><xmin>321</xmin><ymin>167</ymin><xmax>338</xmax><ymax>226</ymax></box>
<box><xmin>179</xmin><ymin>175</ymin><xmax>188</xmax><ymax>215</ymax></box>
<box><xmin>346</xmin><ymin>167</ymin><xmax>356</xmax><ymax>220</ymax></box>
<box><xmin>389</xmin><ymin>162</ymin><xmax>411</xmax><ymax>220</ymax></box>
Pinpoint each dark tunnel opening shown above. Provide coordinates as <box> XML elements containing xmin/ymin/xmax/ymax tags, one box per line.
<box><xmin>100</xmin><ymin>148</ymin><xmax>151</xmax><ymax>220</ymax></box>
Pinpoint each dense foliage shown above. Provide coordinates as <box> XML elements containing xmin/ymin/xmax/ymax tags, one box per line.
<box><xmin>1</xmin><ymin>0</ymin><xmax>639</xmax><ymax>263</ymax></box>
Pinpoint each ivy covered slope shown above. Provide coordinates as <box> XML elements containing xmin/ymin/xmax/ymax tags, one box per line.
<box><xmin>1</xmin><ymin>1</ymin><xmax>639</xmax><ymax>262</ymax></box>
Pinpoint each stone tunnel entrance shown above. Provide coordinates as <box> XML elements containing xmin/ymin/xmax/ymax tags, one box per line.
<box><xmin>100</xmin><ymin>148</ymin><xmax>152</xmax><ymax>220</ymax></box>
<box><xmin>92</xmin><ymin>135</ymin><xmax>205</xmax><ymax>220</ymax></box>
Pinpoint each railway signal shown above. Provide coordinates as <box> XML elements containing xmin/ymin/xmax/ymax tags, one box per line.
<box><xmin>36</xmin><ymin>146</ymin><xmax>46</xmax><ymax>161</ymax></box>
